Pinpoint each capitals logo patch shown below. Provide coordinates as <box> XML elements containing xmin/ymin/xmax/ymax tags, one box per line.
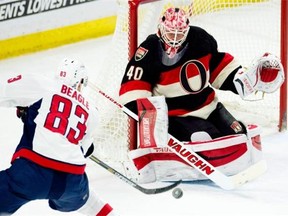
<box><xmin>135</xmin><ymin>47</ymin><xmax>148</xmax><ymax>61</ymax></box>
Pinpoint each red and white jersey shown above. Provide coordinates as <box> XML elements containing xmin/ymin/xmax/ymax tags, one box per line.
<box><xmin>0</xmin><ymin>72</ymin><xmax>98</xmax><ymax>174</ymax></box>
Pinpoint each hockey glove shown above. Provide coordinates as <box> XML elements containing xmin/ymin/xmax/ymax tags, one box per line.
<box><xmin>16</xmin><ymin>106</ymin><xmax>28</xmax><ymax>123</ymax></box>
<box><xmin>83</xmin><ymin>143</ymin><xmax>94</xmax><ymax>158</ymax></box>
<box><xmin>233</xmin><ymin>53</ymin><xmax>285</xmax><ymax>99</ymax></box>
<box><xmin>254</xmin><ymin>53</ymin><xmax>285</xmax><ymax>93</ymax></box>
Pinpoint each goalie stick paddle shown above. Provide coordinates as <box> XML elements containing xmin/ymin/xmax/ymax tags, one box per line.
<box><xmin>89</xmin><ymin>82</ymin><xmax>267</xmax><ymax>190</ymax></box>
<box><xmin>89</xmin><ymin>155</ymin><xmax>181</xmax><ymax>195</ymax></box>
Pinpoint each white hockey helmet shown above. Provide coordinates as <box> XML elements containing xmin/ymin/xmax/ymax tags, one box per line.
<box><xmin>158</xmin><ymin>7</ymin><xmax>190</xmax><ymax>48</ymax></box>
<box><xmin>56</xmin><ymin>58</ymin><xmax>88</xmax><ymax>90</ymax></box>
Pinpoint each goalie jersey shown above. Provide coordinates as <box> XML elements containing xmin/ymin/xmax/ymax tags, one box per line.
<box><xmin>0</xmin><ymin>72</ymin><xmax>98</xmax><ymax>174</ymax></box>
<box><xmin>119</xmin><ymin>26</ymin><xmax>242</xmax><ymax>119</ymax></box>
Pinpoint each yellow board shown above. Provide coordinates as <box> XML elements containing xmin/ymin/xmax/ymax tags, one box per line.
<box><xmin>191</xmin><ymin>0</ymin><xmax>267</xmax><ymax>15</ymax></box>
<box><xmin>0</xmin><ymin>15</ymin><xmax>116</xmax><ymax>60</ymax></box>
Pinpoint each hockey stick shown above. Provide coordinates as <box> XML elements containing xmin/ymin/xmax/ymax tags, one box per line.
<box><xmin>89</xmin><ymin>155</ymin><xmax>181</xmax><ymax>194</ymax></box>
<box><xmin>89</xmin><ymin>82</ymin><xmax>267</xmax><ymax>190</ymax></box>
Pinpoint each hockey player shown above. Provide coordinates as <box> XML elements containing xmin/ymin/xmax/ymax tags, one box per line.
<box><xmin>119</xmin><ymin>7</ymin><xmax>284</xmax><ymax>183</ymax></box>
<box><xmin>0</xmin><ymin>58</ymin><xmax>118</xmax><ymax>216</ymax></box>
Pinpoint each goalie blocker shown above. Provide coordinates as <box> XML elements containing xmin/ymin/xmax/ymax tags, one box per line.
<box><xmin>129</xmin><ymin>124</ymin><xmax>263</xmax><ymax>183</ymax></box>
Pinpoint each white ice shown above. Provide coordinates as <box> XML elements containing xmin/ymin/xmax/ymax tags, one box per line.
<box><xmin>0</xmin><ymin>34</ymin><xmax>288</xmax><ymax>216</ymax></box>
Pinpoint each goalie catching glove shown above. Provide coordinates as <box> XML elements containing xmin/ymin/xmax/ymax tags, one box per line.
<box><xmin>233</xmin><ymin>53</ymin><xmax>285</xmax><ymax>99</ymax></box>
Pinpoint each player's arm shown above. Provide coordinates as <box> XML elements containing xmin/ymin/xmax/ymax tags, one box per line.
<box><xmin>208</xmin><ymin>33</ymin><xmax>242</xmax><ymax>93</ymax></box>
<box><xmin>208</xmin><ymin>34</ymin><xmax>285</xmax><ymax>98</ymax></box>
<box><xmin>0</xmin><ymin>72</ymin><xmax>45</xmax><ymax>122</ymax></box>
<box><xmin>0</xmin><ymin>72</ymin><xmax>44</xmax><ymax>107</ymax></box>
<box><xmin>119</xmin><ymin>37</ymin><xmax>157</xmax><ymax>108</ymax></box>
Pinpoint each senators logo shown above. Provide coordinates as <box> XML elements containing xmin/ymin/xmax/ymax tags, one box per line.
<box><xmin>180</xmin><ymin>60</ymin><xmax>208</xmax><ymax>94</ymax></box>
<box><xmin>135</xmin><ymin>47</ymin><xmax>148</xmax><ymax>61</ymax></box>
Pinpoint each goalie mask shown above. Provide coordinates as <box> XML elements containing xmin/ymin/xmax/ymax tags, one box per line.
<box><xmin>56</xmin><ymin>58</ymin><xmax>88</xmax><ymax>91</ymax></box>
<box><xmin>158</xmin><ymin>7</ymin><xmax>190</xmax><ymax>58</ymax></box>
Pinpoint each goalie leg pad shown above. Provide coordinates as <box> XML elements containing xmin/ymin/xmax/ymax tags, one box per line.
<box><xmin>128</xmin><ymin>148</ymin><xmax>157</xmax><ymax>184</ymax></box>
<box><xmin>129</xmin><ymin>125</ymin><xmax>262</xmax><ymax>182</ymax></box>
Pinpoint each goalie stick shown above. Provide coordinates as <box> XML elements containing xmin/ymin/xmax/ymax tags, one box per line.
<box><xmin>89</xmin><ymin>82</ymin><xmax>267</xmax><ymax>190</ymax></box>
<box><xmin>89</xmin><ymin>155</ymin><xmax>181</xmax><ymax>194</ymax></box>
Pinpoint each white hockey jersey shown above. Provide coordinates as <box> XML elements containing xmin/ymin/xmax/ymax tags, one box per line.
<box><xmin>0</xmin><ymin>72</ymin><xmax>98</xmax><ymax>174</ymax></box>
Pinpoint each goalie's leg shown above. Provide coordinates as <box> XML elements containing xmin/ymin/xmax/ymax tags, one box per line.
<box><xmin>207</xmin><ymin>102</ymin><xmax>246</xmax><ymax>136</ymax></box>
<box><xmin>168</xmin><ymin>116</ymin><xmax>217</xmax><ymax>141</ymax></box>
<box><xmin>168</xmin><ymin>102</ymin><xmax>246</xmax><ymax>142</ymax></box>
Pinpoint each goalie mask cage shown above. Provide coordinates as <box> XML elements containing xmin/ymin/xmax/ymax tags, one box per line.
<box><xmin>90</xmin><ymin>0</ymin><xmax>287</xmax><ymax>168</ymax></box>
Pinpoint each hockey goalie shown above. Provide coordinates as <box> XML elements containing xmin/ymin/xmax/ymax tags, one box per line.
<box><xmin>119</xmin><ymin>7</ymin><xmax>285</xmax><ymax>183</ymax></box>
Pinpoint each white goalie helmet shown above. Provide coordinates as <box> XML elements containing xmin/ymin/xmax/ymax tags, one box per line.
<box><xmin>158</xmin><ymin>7</ymin><xmax>190</xmax><ymax>48</ymax></box>
<box><xmin>56</xmin><ymin>58</ymin><xmax>88</xmax><ymax>91</ymax></box>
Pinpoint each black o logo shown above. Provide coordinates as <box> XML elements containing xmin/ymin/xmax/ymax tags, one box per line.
<box><xmin>180</xmin><ymin>60</ymin><xmax>207</xmax><ymax>94</ymax></box>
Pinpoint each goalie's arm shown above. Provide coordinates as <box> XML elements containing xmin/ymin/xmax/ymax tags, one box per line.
<box><xmin>219</xmin><ymin>67</ymin><xmax>241</xmax><ymax>94</ymax></box>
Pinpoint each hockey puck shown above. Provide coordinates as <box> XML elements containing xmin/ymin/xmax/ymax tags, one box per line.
<box><xmin>172</xmin><ymin>188</ymin><xmax>183</xmax><ymax>199</ymax></box>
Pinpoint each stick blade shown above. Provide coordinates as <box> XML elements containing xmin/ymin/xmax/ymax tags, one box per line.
<box><xmin>140</xmin><ymin>180</ymin><xmax>182</xmax><ymax>194</ymax></box>
<box><xmin>230</xmin><ymin>159</ymin><xmax>267</xmax><ymax>188</ymax></box>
